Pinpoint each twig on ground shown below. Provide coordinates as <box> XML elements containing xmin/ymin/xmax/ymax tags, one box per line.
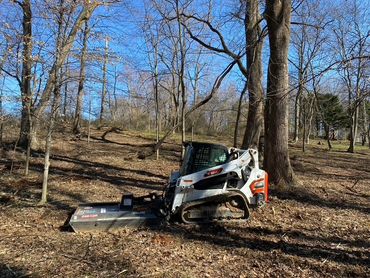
<box><xmin>60</xmin><ymin>253</ymin><xmax>95</xmax><ymax>266</ymax></box>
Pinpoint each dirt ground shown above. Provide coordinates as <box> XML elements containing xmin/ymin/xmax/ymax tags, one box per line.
<box><xmin>0</xmin><ymin>129</ymin><xmax>369</xmax><ymax>278</ymax></box>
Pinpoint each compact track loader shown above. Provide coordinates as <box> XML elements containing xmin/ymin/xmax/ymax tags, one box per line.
<box><xmin>69</xmin><ymin>142</ymin><xmax>269</xmax><ymax>232</ymax></box>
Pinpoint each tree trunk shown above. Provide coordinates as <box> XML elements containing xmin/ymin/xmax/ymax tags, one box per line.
<box><xmin>293</xmin><ymin>92</ymin><xmax>300</xmax><ymax>143</ymax></box>
<box><xmin>154</xmin><ymin>42</ymin><xmax>160</xmax><ymax>160</ymax></box>
<box><xmin>362</xmin><ymin>100</ymin><xmax>369</xmax><ymax>147</ymax></box>
<box><xmin>176</xmin><ymin>0</ymin><xmax>187</xmax><ymax>158</ymax></box>
<box><xmin>40</xmin><ymin>0</ymin><xmax>66</xmax><ymax>202</ymax></box>
<box><xmin>112</xmin><ymin>66</ymin><xmax>118</xmax><ymax>122</ymax></box>
<box><xmin>87</xmin><ymin>95</ymin><xmax>91</xmax><ymax>144</ymax></box>
<box><xmin>73</xmin><ymin>20</ymin><xmax>89</xmax><ymax>134</ymax></box>
<box><xmin>99</xmin><ymin>37</ymin><xmax>109</xmax><ymax>127</ymax></box>
<box><xmin>63</xmin><ymin>58</ymin><xmax>69</xmax><ymax>120</ymax></box>
<box><xmin>264</xmin><ymin>0</ymin><xmax>295</xmax><ymax>186</ymax></box>
<box><xmin>39</xmin><ymin>95</ymin><xmax>58</xmax><ymax>204</ymax></box>
<box><xmin>18</xmin><ymin>0</ymin><xmax>33</xmax><ymax>148</ymax></box>
<box><xmin>191</xmin><ymin>59</ymin><xmax>201</xmax><ymax>142</ymax></box>
<box><xmin>348</xmin><ymin>105</ymin><xmax>359</xmax><ymax>153</ymax></box>
<box><xmin>241</xmin><ymin>0</ymin><xmax>264</xmax><ymax>149</ymax></box>
<box><xmin>324</xmin><ymin>124</ymin><xmax>332</xmax><ymax>150</ymax></box>
<box><xmin>234</xmin><ymin>82</ymin><xmax>247</xmax><ymax>147</ymax></box>
<box><xmin>0</xmin><ymin>76</ymin><xmax>4</xmax><ymax>145</ymax></box>
<box><xmin>302</xmin><ymin>97</ymin><xmax>306</xmax><ymax>152</ymax></box>
<box><xmin>305</xmin><ymin>97</ymin><xmax>315</xmax><ymax>145</ymax></box>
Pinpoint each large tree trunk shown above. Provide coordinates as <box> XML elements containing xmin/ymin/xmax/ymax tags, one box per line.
<box><xmin>241</xmin><ymin>0</ymin><xmax>264</xmax><ymax>149</ymax></box>
<box><xmin>18</xmin><ymin>0</ymin><xmax>33</xmax><ymax>148</ymax></box>
<box><xmin>73</xmin><ymin>20</ymin><xmax>89</xmax><ymax>134</ymax></box>
<box><xmin>176</xmin><ymin>0</ymin><xmax>187</xmax><ymax>158</ymax></box>
<box><xmin>264</xmin><ymin>0</ymin><xmax>295</xmax><ymax>186</ymax></box>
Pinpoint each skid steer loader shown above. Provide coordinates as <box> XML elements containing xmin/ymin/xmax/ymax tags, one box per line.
<box><xmin>69</xmin><ymin>142</ymin><xmax>268</xmax><ymax>232</ymax></box>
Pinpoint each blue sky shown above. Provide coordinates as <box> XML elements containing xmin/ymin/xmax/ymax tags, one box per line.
<box><xmin>0</xmin><ymin>0</ymin><xmax>369</xmax><ymax>118</ymax></box>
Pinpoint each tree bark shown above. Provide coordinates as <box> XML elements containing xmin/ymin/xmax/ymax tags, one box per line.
<box><xmin>18</xmin><ymin>0</ymin><xmax>33</xmax><ymax>148</ymax></box>
<box><xmin>73</xmin><ymin>20</ymin><xmax>89</xmax><ymax>134</ymax></box>
<box><xmin>241</xmin><ymin>0</ymin><xmax>264</xmax><ymax>149</ymax></box>
<box><xmin>264</xmin><ymin>0</ymin><xmax>295</xmax><ymax>186</ymax></box>
<box><xmin>176</xmin><ymin>0</ymin><xmax>187</xmax><ymax>158</ymax></box>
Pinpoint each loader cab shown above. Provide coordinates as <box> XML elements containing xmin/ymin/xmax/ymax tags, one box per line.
<box><xmin>180</xmin><ymin>142</ymin><xmax>230</xmax><ymax>176</ymax></box>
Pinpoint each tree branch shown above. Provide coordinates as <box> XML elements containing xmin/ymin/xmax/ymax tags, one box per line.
<box><xmin>0</xmin><ymin>67</ymin><xmax>22</xmax><ymax>88</ymax></box>
<box><xmin>138</xmin><ymin>60</ymin><xmax>237</xmax><ymax>159</ymax></box>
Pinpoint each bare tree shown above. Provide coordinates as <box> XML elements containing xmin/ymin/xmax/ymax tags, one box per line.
<box><xmin>333</xmin><ymin>2</ymin><xmax>369</xmax><ymax>153</ymax></box>
<box><xmin>180</xmin><ymin>0</ymin><xmax>264</xmax><ymax>149</ymax></box>
<box><xmin>143</xmin><ymin>10</ymin><xmax>161</xmax><ymax>159</ymax></box>
<box><xmin>39</xmin><ymin>1</ymin><xmax>100</xmax><ymax>204</ymax></box>
<box><xmin>175</xmin><ymin>0</ymin><xmax>187</xmax><ymax>157</ymax></box>
<box><xmin>289</xmin><ymin>0</ymin><xmax>330</xmax><ymax>146</ymax></box>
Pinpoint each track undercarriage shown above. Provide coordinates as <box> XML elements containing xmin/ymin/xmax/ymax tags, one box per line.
<box><xmin>178</xmin><ymin>191</ymin><xmax>250</xmax><ymax>224</ymax></box>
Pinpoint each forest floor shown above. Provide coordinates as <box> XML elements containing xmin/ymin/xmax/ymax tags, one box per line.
<box><xmin>0</xmin><ymin>128</ymin><xmax>369</xmax><ymax>278</ymax></box>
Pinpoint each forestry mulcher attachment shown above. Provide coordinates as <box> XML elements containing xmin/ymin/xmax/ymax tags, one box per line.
<box><xmin>69</xmin><ymin>142</ymin><xmax>269</xmax><ymax>232</ymax></box>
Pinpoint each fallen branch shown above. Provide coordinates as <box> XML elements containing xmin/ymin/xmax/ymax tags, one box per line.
<box><xmin>102</xmin><ymin>127</ymin><xmax>123</xmax><ymax>141</ymax></box>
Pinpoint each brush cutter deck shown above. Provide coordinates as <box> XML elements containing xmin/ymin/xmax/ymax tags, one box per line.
<box><xmin>69</xmin><ymin>194</ymin><xmax>162</xmax><ymax>232</ymax></box>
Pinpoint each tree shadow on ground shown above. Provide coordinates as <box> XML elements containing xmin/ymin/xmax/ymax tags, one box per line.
<box><xmin>29</xmin><ymin>151</ymin><xmax>169</xmax><ymax>180</ymax></box>
<box><xmin>90</xmin><ymin>135</ymin><xmax>182</xmax><ymax>161</ymax></box>
<box><xmin>270</xmin><ymin>186</ymin><xmax>370</xmax><ymax>215</ymax></box>
<box><xmin>0</xmin><ymin>176</ymin><xmax>87</xmax><ymax>212</ymax></box>
<box><xmin>291</xmin><ymin>148</ymin><xmax>370</xmax><ymax>174</ymax></box>
<box><xmin>292</xmin><ymin>158</ymin><xmax>370</xmax><ymax>182</ymax></box>
<box><xmin>155</xmin><ymin>223</ymin><xmax>370</xmax><ymax>268</ymax></box>
<box><xmin>28</xmin><ymin>162</ymin><xmax>165</xmax><ymax>192</ymax></box>
<box><xmin>242</xmin><ymin>226</ymin><xmax>370</xmax><ymax>249</ymax></box>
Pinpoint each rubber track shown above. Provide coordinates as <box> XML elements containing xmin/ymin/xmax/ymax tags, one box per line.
<box><xmin>179</xmin><ymin>191</ymin><xmax>250</xmax><ymax>224</ymax></box>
